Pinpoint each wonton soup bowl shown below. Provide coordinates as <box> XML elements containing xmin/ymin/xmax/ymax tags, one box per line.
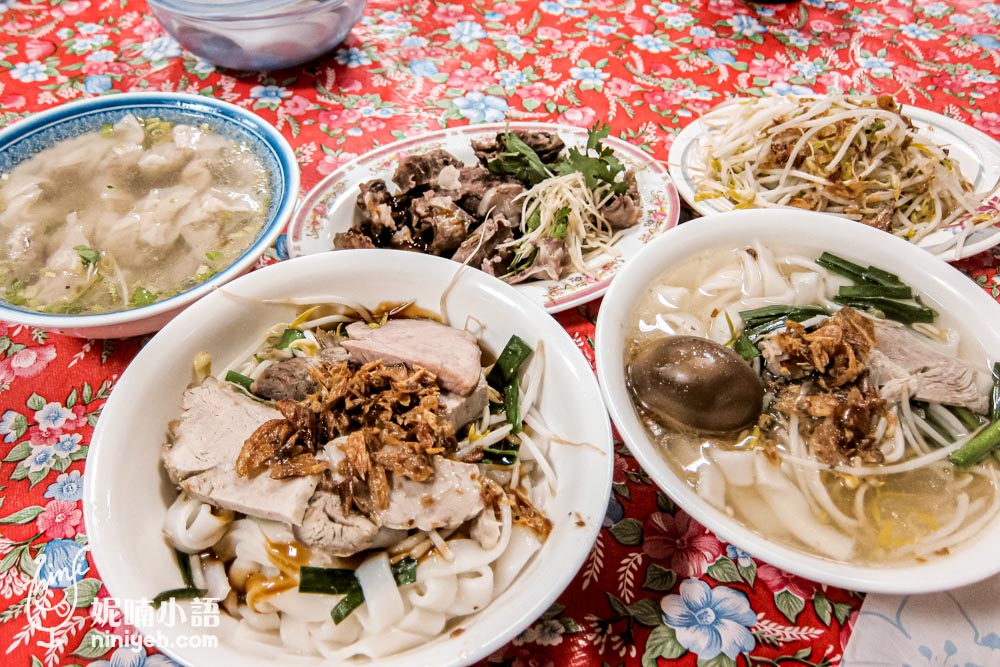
<box><xmin>594</xmin><ymin>209</ymin><xmax>1000</xmax><ymax>594</ymax></box>
<box><xmin>0</xmin><ymin>92</ymin><xmax>298</xmax><ymax>339</ymax></box>
<box><xmin>85</xmin><ymin>250</ymin><xmax>613</xmax><ymax>667</ymax></box>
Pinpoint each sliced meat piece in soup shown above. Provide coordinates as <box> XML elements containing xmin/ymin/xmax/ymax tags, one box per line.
<box><xmin>439</xmin><ymin>374</ymin><xmax>489</xmax><ymax>431</ymax></box>
<box><xmin>251</xmin><ymin>345</ymin><xmax>350</xmax><ymax>402</ymax></box>
<box><xmin>376</xmin><ymin>456</ymin><xmax>485</xmax><ymax>531</ymax></box>
<box><xmin>342</xmin><ymin>319</ymin><xmax>482</xmax><ymax>396</ymax></box>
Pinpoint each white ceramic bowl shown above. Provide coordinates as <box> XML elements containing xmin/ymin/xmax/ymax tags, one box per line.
<box><xmin>0</xmin><ymin>92</ymin><xmax>299</xmax><ymax>339</ymax></box>
<box><xmin>595</xmin><ymin>209</ymin><xmax>1000</xmax><ymax>594</ymax></box>
<box><xmin>85</xmin><ymin>250</ymin><xmax>613</xmax><ymax>666</ymax></box>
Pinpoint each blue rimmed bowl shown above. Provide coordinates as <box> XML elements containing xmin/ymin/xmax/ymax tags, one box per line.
<box><xmin>0</xmin><ymin>92</ymin><xmax>299</xmax><ymax>339</ymax></box>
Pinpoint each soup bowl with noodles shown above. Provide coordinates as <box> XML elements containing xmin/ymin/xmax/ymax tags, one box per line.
<box><xmin>85</xmin><ymin>250</ymin><xmax>612</xmax><ymax>666</ymax></box>
<box><xmin>0</xmin><ymin>92</ymin><xmax>298</xmax><ymax>338</ymax></box>
<box><xmin>595</xmin><ymin>209</ymin><xmax>1000</xmax><ymax>593</ymax></box>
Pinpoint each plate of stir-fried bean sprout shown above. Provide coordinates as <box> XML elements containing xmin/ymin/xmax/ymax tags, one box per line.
<box><xmin>669</xmin><ymin>95</ymin><xmax>1000</xmax><ymax>260</ymax></box>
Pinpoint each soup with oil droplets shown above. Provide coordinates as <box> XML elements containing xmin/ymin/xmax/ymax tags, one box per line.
<box><xmin>625</xmin><ymin>242</ymin><xmax>998</xmax><ymax>565</ymax></box>
<box><xmin>0</xmin><ymin>114</ymin><xmax>268</xmax><ymax>315</ymax></box>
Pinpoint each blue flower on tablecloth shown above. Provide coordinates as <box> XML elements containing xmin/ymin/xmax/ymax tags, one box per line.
<box><xmin>729</xmin><ymin>14</ymin><xmax>765</xmax><ymax>37</ymax></box>
<box><xmin>570</xmin><ymin>66</ymin><xmax>609</xmax><ymax>85</ymax></box>
<box><xmin>400</xmin><ymin>36</ymin><xmax>427</xmax><ymax>48</ymax></box>
<box><xmin>91</xmin><ymin>644</ymin><xmax>180</xmax><ymax>667</ymax></box>
<box><xmin>484</xmin><ymin>10</ymin><xmax>503</xmax><ymax>20</ymax></box>
<box><xmin>77</xmin><ymin>22</ymin><xmax>105</xmax><ymax>34</ymax></box>
<box><xmin>661</xmin><ymin>579</ymin><xmax>757</xmax><ymax>660</ymax></box>
<box><xmin>409</xmin><ymin>59</ymin><xmax>438</xmax><ymax>77</ymax></box>
<box><xmin>53</xmin><ymin>432</ymin><xmax>83</xmax><ymax>457</ymax></box>
<box><xmin>84</xmin><ymin>75</ymin><xmax>112</xmax><ymax>94</ymax></box>
<box><xmin>782</xmin><ymin>29</ymin><xmax>810</xmax><ymax>48</ymax></box>
<box><xmin>765</xmin><ymin>81</ymin><xmax>815</xmax><ymax>95</ymax></box>
<box><xmin>36</xmin><ymin>402</ymin><xmax>73</xmax><ymax>431</ymax></box>
<box><xmin>496</xmin><ymin>69</ymin><xmax>528</xmax><ymax>88</ymax></box>
<box><xmin>664</xmin><ymin>12</ymin><xmax>695</xmax><ymax>29</ymax></box>
<box><xmin>141</xmin><ymin>36</ymin><xmax>181</xmax><ymax>61</ymax></box>
<box><xmin>86</xmin><ymin>49</ymin><xmax>116</xmax><ymax>62</ymax></box>
<box><xmin>0</xmin><ymin>410</ymin><xmax>21</xmax><ymax>442</ymax></box>
<box><xmin>706</xmin><ymin>49</ymin><xmax>736</xmax><ymax>67</ymax></box>
<box><xmin>500</xmin><ymin>35</ymin><xmax>528</xmax><ymax>55</ymax></box>
<box><xmin>449</xmin><ymin>21</ymin><xmax>486</xmax><ymax>43</ymax></box>
<box><xmin>792</xmin><ymin>61</ymin><xmax>821</xmax><ymax>79</ymax></box>
<box><xmin>37</xmin><ymin>538</ymin><xmax>89</xmax><ymax>589</ymax></box>
<box><xmin>379</xmin><ymin>10</ymin><xmax>402</xmax><ymax>21</ymax></box>
<box><xmin>979</xmin><ymin>4</ymin><xmax>1000</xmax><ymax>20</ymax></box>
<box><xmin>603</xmin><ymin>496</ymin><xmax>624</xmax><ymax>528</ymax></box>
<box><xmin>901</xmin><ymin>23</ymin><xmax>936</xmax><ymax>41</ymax></box>
<box><xmin>634</xmin><ymin>34</ymin><xmax>668</xmax><ymax>53</ymax></box>
<box><xmin>540</xmin><ymin>1</ymin><xmax>564</xmax><ymax>15</ymax></box>
<box><xmin>25</xmin><ymin>445</ymin><xmax>57</xmax><ymax>473</ymax></box>
<box><xmin>690</xmin><ymin>26</ymin><xmax>713</xmax><ymax>38</ymax></box>
<box><xmin>68</xmin><ymin>35</ymin><xmax>108</xmax><ymax>54</ymax></box>
<box><xmin>972</xmin><ymin>34</ymin><xmax>1000</xmax><ymax>50</ymax></box>
<box><xmin>725</xmin><ymin>545</ymin><xmax>754</xmax><ymax>568</ymax></box>
<box><xmin>859</xmin><ymin>56</ymin><xmax>893</xmax><ymax>76</ymax></box>
<box><xmin>250</xmin><ymin>85</ymin><xmax>291</xmax><ymax>103</ymax></box>
<box><xmin>360</xmin><ymin>106</ymin><xmax>393</xmax><ymax>118</ymax></box>
<box><xmin>803</xmin><ymin>0</ymin><xmax>826</xmax><ymax>7</ymax></box>
<box><xmin>190</xmin><ymin>57</ymin><xmax>215</xmax><ymax>75</ymax></box>
<box><xmin>853</xmin><ymin>13</ymin><xmax>883</xmax><ymax>27</ymax></box>
<box><xmin>45</xmin><ymin>471</ymin><xmax>84</xmax><ymax>502</ymax></box>
<box><xmin>921</xmin><ymin>2</ymin><xmax>950</xmax><ymax>18</ymax></box>
<box><xmin>967</xmin><ymin>72</ymin><xmax>999</xmax><ymax>83</ymax></box>
<box><xmin>334</xmin><ymin>47</ymin><xmax>372</xmax><ymax>67</ymax></box>
<box><xmin>453</xmin><ymin>92</ymin><xmax>508</xmax><ymax>123</ymax></box>
<box><xmin>10</xmin><ymin>61</ymin><xmax>48</xmax><ymax>83</ymax></box>
<box><xmin>950</xmin><ymin>14</ymin><xmax>973</xmax><ymax>25</ymax></box>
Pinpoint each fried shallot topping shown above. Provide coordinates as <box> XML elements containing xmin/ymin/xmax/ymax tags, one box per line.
<box><xmin>760</xmin><ymin>307</ymin><xmax>886</xmax><ymax>465</ymax></box>
<box><xmin>237</xmin><ymin>359</ymin><xmax>459</xmax><ymax>515</ymax></box>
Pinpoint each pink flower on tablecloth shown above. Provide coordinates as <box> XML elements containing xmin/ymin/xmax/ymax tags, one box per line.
<box><xmin>817</xmin><ymin>70</ymin><xmax>854</xmax><ymax>92</ymax></box>
<box><xmin>36</xmin><ymin>500</ymin><xmax>83</xmax><ymax>539</ymax></box>
<box><xmin>895</xmin><ymin>65</ymin><xmax>925</xmax><ymax>83</ymax></box>
<box><xmin>748</xmin><ymin>59</ymin><xmax>792</xmax><ymax>80</ymax></box>
<box><xmin>60</xmin><ymin>0</ymin><xmax>91</xmax><ymax>14</ymax></box>
<box><xmin>517</xmin><ymin>82</ymin><xmax>555</xmax><ymax>104</ymax></box>
<box><xmin>624</xmin><ymin>15</ymin><xmax>654</xmax><ymax>34</ymax></box>
<box><xmin>973</xmin><ymin>112</ymin><xmax>1000</xmax><ymax>137</ymax></box>
<box><xmin>319</xmin><ymin>107</ymin><xmax>363</xmax><ymax>128</ymax></box>
<box><xmin>28</xmin><ymin>425</ymin><xmax>60</xmax><ymax>447</ymax></box>
<box><xmin>643</xmin><ymin>89</ymin><xmax>680</xmax><ymax>109</ymax></box>
<box><xmin>133</xmin><ymin>17</ymin><xmax>163</xmax><ymax>39</ymax></box>
<box><xmin>360</xmin><ymin>118</ymin><xmax>384</xmax><ymax>132</ymax></box>
<box><xmin>316</xmin><ymin>151</ymin><xmax>359</xmax><ymax>176</ymax></box>
<box><xmin>284</xmin><ymin>95</ymin><xmax>311</xmax><ymax>115</ymax></box>
<box><xmin>492</xmin><ymin>3</ymin><xmax>522</xmax><ymax>16</ymax></box>
<box><xmin>557</xmin><ymin>106</ymin><xmax>597</xmax><ymax>127</ymax></box>
<box><xmin>642</xmin><ymin>510</ymin><xmax>724</xmax><ymax>577</ymax></box>
<box><xmin>0</xmin><ymin>94</ymin><xmax>21</xmax><ymax>110</ymax></box>
<box><xmin>605</xmin><ymin>77</ymin><xmax>633</xmax><ymax>97</ymax></box>
<box><xmin>433</xmin><ymin>3</ymin><xmax>476</xmax><ymax>23</ymax></box>
<box><xmin>1</xmin><ymin>345</ymin><xmax>57</xmax><ymax>379</ymax></box>
<box><xmin>536</xmin><ymin>26</ymin><xmax>560</xmax><ymax>41</ymax></box>
<box><xmin>448</xmin><ymin>66</ymin><xmax>493</xmax><ymax>90</ymax></box>
<box><xmin>757</xmin><ymin>564</ymin><xmax>817</xmax><ymax>599</ymax></box>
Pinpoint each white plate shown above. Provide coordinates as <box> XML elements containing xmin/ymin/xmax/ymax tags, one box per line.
<box><xmin>668</xmin><ymin>99</ymin><xmax>1000</xmax><ymax>261</ymax></box>
<box><xmin>288</xmin><ymin>122</ymin><xmax>680</xmax><ymax>313</ymax></box>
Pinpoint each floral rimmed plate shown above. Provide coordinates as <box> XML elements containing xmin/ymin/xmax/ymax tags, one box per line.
<box><xmin>668</xmin><ymin>99</ymin><xmax>1000</xmax><ymax>262</ymax></box>
<box><xmin>287</xmin><ymin>122</ymin><xmax>680</xmax><ymax>313</ymax></box>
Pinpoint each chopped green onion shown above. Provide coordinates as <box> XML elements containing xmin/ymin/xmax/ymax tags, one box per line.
<box><xmin>275</xmin><ymin>328</ymin><xmax>306</xmax><ymax>350</ymax></box>
<box><xmin>948</xmin><ymin>418</ymin><xmax>1000</xmax><ymax>467</ymax></box>
<box><xmin>816</xmin><ymin>252</ymin><xmax>867</xmax><ymax>281</ymax></box>
<box><xmin>330</xmin><ymin>586</ymin><xmax>364</xmax><ymax>624</ymax></box>
<box><xmin>504</xmin><ymin>380</ymin><xmax>522</xmax><ymax>435</ymax></box>
<box><xmin>833</xmin><ymin>297</ymin><xmax>936</xmax><ymax>324</ymax></box>
<box><xmin>738</xmin><ymin>304</ymin><xmax>828</xmax><ymax>324</ymax></box>
<box><xmin>174</xmin><ymin>548</ymin><xmax>195</xmax><ymax>589</ymax></box>
<box><xmin>991</xmin><ymin>362</ymin><xmax>1000</xmax><ymax>423</ymax></box>
<box><xmin>225</xmin><ymin>370</ymin><xmax>254</xmax><ymax>391</ymax></box>
<box><xmin>302</xmin><ymin>557</ymin><xmax>418</xmax><ymax>625</ymax></box>
<box><xmin>948</xmin><ymin>406</ymin><xmax>984</xmax><ymax>432</ymax></box>
<box><xmin>860</xmin><ymin>265</ymin><xmax>905</xmax><ymax>287</ymax></box>
<box><xmin>151</xmin><ymin>587</ymin><xmax>207</xmax><ymax>609</ymax></box>
<box><xmin>74</xmin><ymin>245</ymin><xmax>100</xmax><ymax>268</ymax></box>
<box><xmin>481</xmin><ymin>443</ymin><xmax>519</xmax><ymax>466</ymax></box>
<box><xmin>838</xmin><ymin>284</ymin><xmax>912</xmax><ymax>299</ymax></box>
<box><xmin>733</xmin><ymin>334</ymin><xmax>760</xmax><ymax>361</ymax></box>
<box><xmin>130</xmin><ymin>286</ymin><xmax>159</xmax><ymax>308</ymax></box>
<box><xmin>487</xmin><ymin>335</ymin><xmax>533</xmax><ymax>388</ymax></box>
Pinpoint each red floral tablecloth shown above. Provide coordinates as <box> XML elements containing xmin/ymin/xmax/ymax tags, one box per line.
<box><xmin>1</xmin><ymin>0</ymin><xmax>999</xmax><ymax>665</ymax></box>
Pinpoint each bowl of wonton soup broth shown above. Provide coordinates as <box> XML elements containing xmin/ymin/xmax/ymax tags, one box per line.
<box><xmin>85</xmin><ymin>250</ymin><xmax>613</xmax><ymax>667</ymax></box>
<box><xmin>595</xmin><ymin>209</ymin><xmax>1000</xmax><ymax>593</ymax></box>
<box><xmin>0</xmin><ymin>92</ymin><xmax>298</xmax><ymax>338</ymax></box>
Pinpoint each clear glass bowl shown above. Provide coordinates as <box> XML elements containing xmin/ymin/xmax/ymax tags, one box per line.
<box><xmin>147</xmin><ymin>0</ymin><xmax>367</xmax><ymax>70</ymax></box>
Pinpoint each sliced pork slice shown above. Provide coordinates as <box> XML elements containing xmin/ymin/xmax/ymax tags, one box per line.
<box><xmin>440</xmin><ymin>373</ymin><xmax>489</xmax><ymax>431</ymax></box>
<box><xmin>251</xmin><ymin>345</ymin><xmax>350</xmax><ymax>402</ymax></box>
<box><xmin>869</xmin><ymin>319</ymin><xmax>989</xmax><ymax>413</ymax></box>
<box><xmin>162</xmin><ymin>378</ymin><xmax>322</xmax><ymax>525</ymax></box>
<box><xmin>294</xmin><ymin>489</ymin><xmax>381</xmax><ymax>556</ymax></box>
<box><xmin>163</xmin><ymin>377</ymin><xmax>282</xmax><ymax>483</ymax></box>
<box><xmin>181</xmin><ymin>466</ymin><xmax>319</xmax><ymax>526</ymax></box>
<box><xmin>342</xmin><ymin>319</ymin><xmax>482</xmax><ymax>396</ymax></box>
<box><xmin>377</xmin><ymin>456</ymin><xmax>484</xmax><ymax>531</ymax></box>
